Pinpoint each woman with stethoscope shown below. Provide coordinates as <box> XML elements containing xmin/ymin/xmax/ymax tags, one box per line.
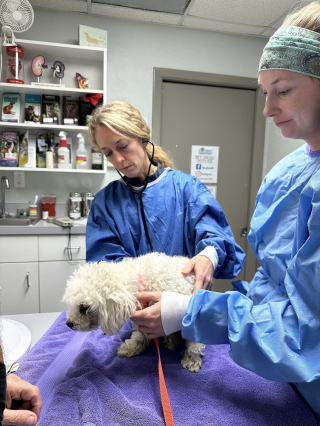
<box><xmin>86</xmin><ymin>100</ymin><xmax>245</xmax><ymax>293</ymax></box>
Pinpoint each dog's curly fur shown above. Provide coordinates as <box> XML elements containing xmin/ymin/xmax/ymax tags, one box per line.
<box><xmin>63</xmin><ymin>252</ymin><xmax>205</xmax><ymax>372</ymax></box>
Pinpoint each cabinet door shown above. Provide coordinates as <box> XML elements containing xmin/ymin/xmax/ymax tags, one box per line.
<box><xmin>0</xmin><ymin>263</ymin><xmax>39</xmax><ymax>314</ymax></box>
<box><xmin>39</xmin><ymin>260</ymin><xmax>85</xmax><ymax>313</ymax></box>
<box><xmin>39</xmin><ymin>235</ymin><xmax>86</xmax><ymax>262</ymax></box>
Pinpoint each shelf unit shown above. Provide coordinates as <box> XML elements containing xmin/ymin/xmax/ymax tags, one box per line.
<box><xmin>0</xmin><ymin>38</ymin><xmax>107</xmax><ymax>173</ymax></box>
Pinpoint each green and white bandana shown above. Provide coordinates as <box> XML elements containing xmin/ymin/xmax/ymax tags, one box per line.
<box><xmin>259</xmin><ymin>26</ymin><xmax>320</xmax><ymax>78</ymax></box>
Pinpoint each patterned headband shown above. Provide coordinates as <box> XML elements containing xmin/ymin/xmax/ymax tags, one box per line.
<box><xmin>259</xmin><ymin>26</ymin><xmax>320</xmax><ymax>78</ymax></box>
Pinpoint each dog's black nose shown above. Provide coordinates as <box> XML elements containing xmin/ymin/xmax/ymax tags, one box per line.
<box><xmin>66</xmin><ymin>321</ymin><xmax>74</xmax><ymax>329</ymax></box>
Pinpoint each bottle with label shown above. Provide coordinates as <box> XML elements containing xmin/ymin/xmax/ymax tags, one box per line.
<box><xmin>58</xmin><ymin>131</ymin><xmax>70</xmax><ymax>169</ymax></box>
<box><xmin>91</xmin><ymin>148</ymin><xmax>103</xmax><ymax>170</ymax></box>
<box><xmin>76</xmin><ymin>133</ymin><xmax>87</xmax><ymax>169</ymax></box>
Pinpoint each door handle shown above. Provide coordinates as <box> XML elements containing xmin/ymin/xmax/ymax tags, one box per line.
<box><xmin>240</xmin><ymin>227</ymin><xmax>248</xmax><ymax>237</ymax></box>
<box><xmin>26</xmin><ymin>272</ymin><xmax>30</xmax><ymax>289</ymax></box>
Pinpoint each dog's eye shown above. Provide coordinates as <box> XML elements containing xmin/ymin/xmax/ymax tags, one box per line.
<box><xmin>79</xmin><ymin>304</ymin><xmax>90</xmax><ymax>315</ymax></box>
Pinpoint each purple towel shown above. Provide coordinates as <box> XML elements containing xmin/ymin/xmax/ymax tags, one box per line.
<box><xmin>16</xmin><ymin>311</ymin><xmax>316</xmax><ymax>426</ymax></box>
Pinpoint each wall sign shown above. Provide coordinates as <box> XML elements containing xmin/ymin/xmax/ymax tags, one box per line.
<box><xmin>190</xmin><ymin>145</ymin><xmax>219</xmax><ymax>184</ymax></box>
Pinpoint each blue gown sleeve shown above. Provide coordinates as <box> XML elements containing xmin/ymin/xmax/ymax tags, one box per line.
<box><xmin>187</xmin><ymin>185</ymin><xmax>246</xmax><ymax>279</ymax></box>
<box><xmin>182</xmin><ymin>183</ymin><xmax>320</xmax><ymax>383</ymax></box>
<box><xmin>86</xmin><ymin>192</ymin><xmax>132</xmax><ymax>263</ymax></box>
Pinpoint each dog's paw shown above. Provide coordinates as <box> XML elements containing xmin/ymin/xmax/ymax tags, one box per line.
<box><xmin>117</xmin><ymin>335</ymin><xmax>149</xmax><ymax>358</ymax></box>
<box><xmin>181</xmin><ymin>352</ymin><xmax>203</xmax><ymax>373</ymax></box>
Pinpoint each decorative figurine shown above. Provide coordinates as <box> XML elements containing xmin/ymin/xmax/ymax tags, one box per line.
<box><xmin>51</xmin><ymin>60</ymin><xmax>65</xmax><ymax>85</ymax></box>
<box><xmin>31</xmin><ymin>55</ymin><xmax>47</xmax><ymax>84</ymax></box>
<box><xmin>76</xmin><ymin>72</ymin><xmax>90</xmax><ymax>89</ymax></box>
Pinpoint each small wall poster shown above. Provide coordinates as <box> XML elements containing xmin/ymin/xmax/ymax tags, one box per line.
<box><xmin>79</xmin><ymin>25</ymin><xmax>108</xmax><ymax>48</ymax></box>
<box><xmin>190</xmin><ymin>145</ymin><xmax>219</xmax><ymax>184</ymax></box>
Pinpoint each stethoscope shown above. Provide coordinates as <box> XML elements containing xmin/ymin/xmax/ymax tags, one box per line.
<box><xmin>116</xmin><ymin>141</ymin><xmax>155</xmax><ymax>252</ymax></box>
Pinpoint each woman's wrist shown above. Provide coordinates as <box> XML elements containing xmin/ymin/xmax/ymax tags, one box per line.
<box><xmin>198</xmin><ymin>246</ymin><xmax>218</xmax><ymax>269</ymax></box>
<box><xmin>161</xmin><ymin>291</ymin><xmax>191</xmax><ymax>335</ymax></box>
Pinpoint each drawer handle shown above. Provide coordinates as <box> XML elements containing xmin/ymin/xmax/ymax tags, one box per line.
<box><xmin>68</xmin><ymin>262</ymin><xmax>81</xmax><ymax>265</ymax></box>
<box><xmin>26</xmin><ymin>272</ymin><xmax>30</xmax><ymax>289</ymax></box>
<box><xmin>64</xmin><ymin>246</ymin><xmax>80</xmax><ymax>252</ymax></box>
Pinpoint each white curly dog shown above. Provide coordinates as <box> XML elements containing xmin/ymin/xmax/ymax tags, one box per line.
<box><xmin>63</xmin><ymin>252</ymin><xmax>205</xmax><ymax>372</ymax></box>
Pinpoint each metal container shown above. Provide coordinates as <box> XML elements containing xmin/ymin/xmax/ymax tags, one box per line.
<box><xmin>82</xmin><ymin>192</ymin><xmax>94</xmax><ymax>217</ymax></box>
<box><xmin>69</xmin><ymin>192</ymin><xmax>82</xmax><ymax>220</ymax></box>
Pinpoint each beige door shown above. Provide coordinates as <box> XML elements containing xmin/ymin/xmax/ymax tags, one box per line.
<box><xmin>160</xmin><ymin>82</ymin><xmax>256</xmax><ymax>292</ymax></box>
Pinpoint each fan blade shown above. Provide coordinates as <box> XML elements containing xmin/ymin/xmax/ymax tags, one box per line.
<box><xmin>5</xmin><ymin>0</ymin><xmax>22</xmax><ymax>13</ymax></box>
<box><xmin>1</xmin><ymin>11</ymin><xmax>14</xmax><ymax>26</ymax></box>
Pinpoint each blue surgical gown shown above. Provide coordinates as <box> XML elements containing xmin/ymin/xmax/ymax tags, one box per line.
<box><xmin>86</xmin><ymin>166</ymin><xmax>245</xmax><ymax>279</ymax></box>
<box><xmin>182</xmin><ymin>145</ymin><xmax>320</xmax><ymax>421</ymax></box>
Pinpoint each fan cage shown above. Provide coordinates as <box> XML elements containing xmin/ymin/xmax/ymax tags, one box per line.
<box><xmin>0</xmin><ymin>0</ymin><xmax>34</xmax><ymax>33</ymax></box>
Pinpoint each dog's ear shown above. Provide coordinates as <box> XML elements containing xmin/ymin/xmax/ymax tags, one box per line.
<box><xmin>99</xmin><ymin>291</ymin><xmax>137</xmax><ymax>336</ymax></box>
<box><xmin>79</xmin><ymin>303</ymin><xmax>90</xmax><ymax>315</ymax></box>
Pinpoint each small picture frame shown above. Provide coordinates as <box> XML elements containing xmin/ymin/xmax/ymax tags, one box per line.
<box><xmin>79</xmin><ymin>25</ymin><xmax>108</xmax><ymax>48</ymax></box>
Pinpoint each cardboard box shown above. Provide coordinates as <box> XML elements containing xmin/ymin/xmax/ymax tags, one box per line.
<box><xmin>2</xmin><ymin>93</ymin><xmax>20</xmax><ymax>122</ymax></box>
<box><xmin>25</xmin><ymin>94</ymin><xmax>41</xmax><ymax>123</ymax></box>
<box><xmin>0</xmin><ymin>130</ymin><xmax>19</xmax><ymax>167</ymax></box>
<box><xmin>42</xmin><ymin>95</ymin><xmax>60</xmax><ymax>125</ymax></box>
<box><xmin>63</xmin><ymin>96</ymin><xmax>79</xmax><ymax>125</ymax></box>
<box><xmin>18</xmin><ymin>131</ymin><xmax>29</xmax><ymax>167</ymax></box>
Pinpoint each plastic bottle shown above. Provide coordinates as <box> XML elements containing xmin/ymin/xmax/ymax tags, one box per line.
<box><xmin>58</xmin><ymin>131</ymin><xmax>70</xmax><ymax>169</ymax></box>
<box><xmin>91</xmin><ymin>148</ymin><xmax>103</xmax><ymax>170</ymax></box>
<box><xmin>76</xmin><ymin>133</ymin><xmax>87</xmax><ymax>170</ymax></box>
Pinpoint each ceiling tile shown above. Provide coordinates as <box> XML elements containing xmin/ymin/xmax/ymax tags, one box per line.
<box><xmin>183</xmin><ymin>16</ymin><xmax>265</xmax><ymax>35</ymax></box>
<box><xmin>93</xmin><ymin>0</ymin><xmax>189</xmax><ymax>15</ymax></box>
<box><xmin>29</xmin><ymin>0</ymin><xmax>88</xmax><ymax>13</ymax></box>
<box><xmin>188</xmin><ymin>0</ymin><xmax>301</xmax><ymax>27</ymax></box>
<box><xmin>91</xmin><ymin>4</ymin><xmax>181</xmax><ymax>24</ymax></box>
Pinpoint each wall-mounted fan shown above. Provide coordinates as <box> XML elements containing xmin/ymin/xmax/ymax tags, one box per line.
<box><xmin>0</xmin><ymin>0</ymin><xmax>34</xmax><ymax>46</ymax></box>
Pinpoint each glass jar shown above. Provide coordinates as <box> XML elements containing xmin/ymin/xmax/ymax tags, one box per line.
<box><xmin>69</xmin><ymin>192</ymin><xmax>82</xmax><ymax>220</ymax></box>
<box><xmin>82</xmin><ymin>192</ymin><xmax>94</xmax><ymax>217</ymax></box>
<box><xmin>6</xmin><ymin>45</ymin><xmax>24</xmax><ymax>84</ymax></box>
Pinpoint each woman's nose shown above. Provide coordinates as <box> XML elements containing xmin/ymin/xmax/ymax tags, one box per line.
<box><xmin>114</xmin><ymin>152</ymin><xmax>125</xmax><ymax>163</ymax></box>
<box><xmin>263</xmin><ymin>94</ymin><xmax>278</xmax><ymax>118</ymax></box>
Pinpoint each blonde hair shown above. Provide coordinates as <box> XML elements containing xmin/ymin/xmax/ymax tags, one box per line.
<box><xmin>283</xmin><ymin>1</ymin><xmax>320</xmax><ymax>31</ymax></box>
<box><xmin>87</xmin><ymin>100</ymin><xmax>175</xmax><ymax>169</ymax></box>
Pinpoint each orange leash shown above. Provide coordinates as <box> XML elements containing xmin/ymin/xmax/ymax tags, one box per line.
<box><xmin>154</xmin><ymin>338</ymin><xmax>175</xmax><ymax>426</ymax></box>
<box><xmin>138</xmin><ymin>275</ymin><xmax>175</xmax><ymax>426</ymax></box>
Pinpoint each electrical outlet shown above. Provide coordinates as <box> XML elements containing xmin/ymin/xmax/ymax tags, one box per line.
<box><xmin>14</xmin><ymin>171</ymin><xmax>25</xmax><ymax>188</ymax></box>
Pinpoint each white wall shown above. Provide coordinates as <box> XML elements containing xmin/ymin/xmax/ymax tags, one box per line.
<box><xmin>262</xmin><ymin>119</ymin><xmax>305</xmax><ymax>177</ymax></box>
<box><xmin>2</xmin><ymin>8</ymin><xmax>294</xmax><ymax>207</ymax></box>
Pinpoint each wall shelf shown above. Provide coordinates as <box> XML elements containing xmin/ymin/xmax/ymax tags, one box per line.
<box><xmin>0</xmin><ymin>38</ymin><xmax>107</xmax><ymax>173</ymax></box>
<box><xmin>0</xmin><ymin>167</ymin><xmax>105</xmax><ymax>173</ymax></box>
<box><xmin>0</xmin><ymin>122</ymin><xmax>88</xmax><ymax>131</ymax></box>
<box><xmin>0</xmin><ymin>83</ymin><xmax>103</xmax><ymax>97</ymax></box>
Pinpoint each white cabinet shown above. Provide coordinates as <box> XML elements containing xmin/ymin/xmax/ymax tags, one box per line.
<box><xmin>0</xmin><ymin>236</ymin><xmax>39</xmax><ymax>315</ymax></box>
<box><xmin>38</xmin><ymin>235</ymin><xmax>86</xmax><ymax>312</ymax></box>
<box><xmin>0</xmin><ymin>262</ymin><xmax>39</xmax><ymax>315</ymax></box>
<box><xmin>0</xmin><ymin>38</ymin><xmax>107</xmax><ymax>173</ymax></box>
<box><xmin>0</xmin><ymin>234</ymin><xmax>86</xmax><ymax>314</ymax></box>
<box><xmin>39</xmin><ymin>235</ymin><xmax>86</xmax><ymax>261</ymax></box>
<box><xmin>0</xmin><ymin>235</ymin><xmax>38</xmax><ymax>262</ymax></box>
<box><xmin>39</xmin><ymin>260</ymin><xmax>85</xmax><ymax>313</ymax></box>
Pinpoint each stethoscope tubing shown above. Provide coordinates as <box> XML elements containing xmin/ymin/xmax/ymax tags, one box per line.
<box><xmin>115</xmin><ymin>141</ymin><xmax>155</xmax><ymax>252</ymax></box>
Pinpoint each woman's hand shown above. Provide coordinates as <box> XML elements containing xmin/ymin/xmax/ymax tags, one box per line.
<box><xmin>181</xmin><ymin>255</ymin><xmax>214</xmax><ymax>292</ymax></box>
<box><xmin>130</xmin><ymin>292</ymin><xmax>165</xmax><ymax>339</ymax></box>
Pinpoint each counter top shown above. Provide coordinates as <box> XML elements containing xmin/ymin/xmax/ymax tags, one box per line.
<box><xmin>3</xmin><ymin>312</ymin><xmax>62</xmax><ymax>348</ymax></box>
<box><xmin>0</xmin><ymin>218</ymin><xmax>87</xmax><ymax>235</ymax></box>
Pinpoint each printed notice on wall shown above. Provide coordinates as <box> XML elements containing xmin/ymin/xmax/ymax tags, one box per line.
<box><xmin>190</xmin><ymin>145</ymin><xmax>219</xmax><ymax>184</ymax></box>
